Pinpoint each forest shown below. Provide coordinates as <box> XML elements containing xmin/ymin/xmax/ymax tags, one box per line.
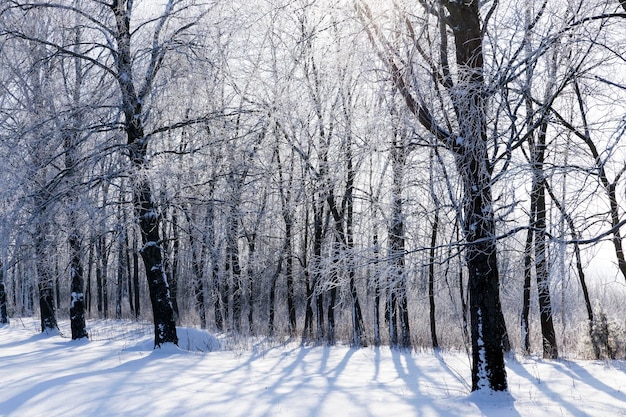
<box><xmin>0</xmin><ymin>0</ymin><xmax>625</xmax><ymax>393</ymax></box>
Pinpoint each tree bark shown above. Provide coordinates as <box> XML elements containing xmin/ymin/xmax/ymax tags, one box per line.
<box><xmin>69</xmin><ymin>230</ymin><xmax>88</xmax><ymax>339</ymax></box>
<box><xmin>534</xmin><ymin>138</ymin><xmax>558</xmax><ymax>359</ymax></box>
<box><xmin>388</xmin><ymin>143</ymin><xmax>411</xmax><ymax>349</ymax></box>
<box><xmin>0</xmin><ymin>264</ymin><xmax>8</xmax><ymax>325</ymax></box>
<box><xmin>372</xmin><ymin>232</ymin><xmax>381</xmax><ymax>346</ymax></box>
<box><xmin>111</xmin><ymin>0</ymin><xmax>177</xmax><ymax>347</ymax></box>
<box><xmin>132</xmin><ymin>232</ymin><xmax>141</xmax><ymax>319</ymax></box>
<box><xmin>116</xmin><ymin>224</ymin><xmax>124</xmax><ymax>320</ymax></box>
<box><xmin>444</xmin><ymin>0</ymin><xmax>508</xmax><ymax>391</ymax></box>
<box><xmin>429</xmin><ymin>211</ymin><xmax>439</xmax><ymax>350</ymax></box>
<box><xmin>521</xmin><ymin>203</ymin><xmax>534</xmax><ymax>355</ymax></box>
<box><xmin>36</xmin><ymin>220</ymin><xmax>58</xmax><ymax>333</ymax></box>
<box><xmin>187</xmin><ymin>207</ymin><xmax>208</xmax><ymax>329</ymax></box>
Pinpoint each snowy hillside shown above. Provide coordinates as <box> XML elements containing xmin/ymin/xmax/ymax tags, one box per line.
<box><xmin>1</xmin><ymin>319</ymin><xmax>625</xmax><ymax>416</ymax></box>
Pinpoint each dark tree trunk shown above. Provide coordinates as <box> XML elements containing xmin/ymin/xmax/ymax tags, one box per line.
<box><xmin>326</xmin><ymin>253</ymin><xmax>338</xmax><ymax>345</ymax></box>
<box><xmin>69</xmin><ymin>231</ymin><xmax>88</xmax><ymax>339</ymax></box>
<box><xmin>344</xmin><ymin>140</ymin><xmax>366</xmax><ymax>347</ymax></box>
<box><xmin>95</xmin><ymin>234</ymin><xmax>107</xmax><ymax>319</ymax></box>
<box><xmin>521</xmin><ymin>200</ymin><xmax>535</xmax><ymax>355</ymax></box>
<box><xmin>247</xmin><ymin>238</ymin><xmax>256</xmax><ymax>333</ymax></box>
<box><xmin>535</xmin><ymin>164</ymin><xmax>558</xmax><ymax>359</ymax></box>
<box><xmin>36</xmin><ymin>222</ymin><xmax>58</xmax><ymax>333</ymax></box>
<box><xmin>192</xmin><ymin>245</ymin><xmax>207</xmax><ymax>330</ymax></box>
<box><xmin>62</xmin><ymin>115</ymin><xmax>88</xmax><ymax>338</ymax></box>
<box><xmin>38</xmin><ymin>280</ymin><xmax>57</xmax><ymax>333</ymax></box>
<box><xmin>302</xmin><ymin>205</ymin><xmax>314</xmax><ymax>340</ymax></box>
<box><xmin>225</xmin><ymin>210</ymin><xmax>242</xmax><ymax>332</ymax></box>
<box><xmin>458</xmin><ymin>262</ymin><xmax>469</xmax><ymax>344</ymax></box>
<box><xmin>166</xmin><ymin>209</ymin><xmax>181</xmax><ymax>320</ymax></box>
<box><xmin>372</xmin><ymin>232</ymin><xmax>381</xmax><ymax>346</ymax></box>
<box><xmin>111</xmin><ymin>0</ymin><xmax>177</xmax><ymax>347</ymax></box>
<box><xmin>303</xmin><ymin>272</ymin><xmax>314</xmax><ymax>340</ymax></box>
<box><xmin>116</xmin><ymin>226</ymin><xmax>124</xmax><ymax>320</ymax></box>
<box><xmin>457</xmin><ymin>147</ymin><xmax>508</xmax><ymax>391</ymax></box>
<box><xmin>212</xmin><ymin>245</ymin><xmax>224</xmax><ymax>332</ymax></box>
<box><xmin>275</xmin><ymin>141</ymin><xmax>297</xmax><ymax>336</ymax></box>
<box><xmin>132</xmin><ymin>233</ymin><xmax>141</xmax><ymax>319</ymax></box>
<box><xmin>188</xmin><ymin>209</ymin><xmax>207</xmax><ymax>329</ymax></box>
<box><xmin>386</xmin><ymin>287</ymin><xmax>398</xmax><ymax>347</ymax></box>
<box><xmin>313</xmin><ymin>200</ymin><xmax>325</xmax><ymax>341</ymax></box>
<box><xmin>388</xmin><ymin>151</ymin><xmax>410</xmax><ymax>349</ymax></box>
<box><xmin>439</xmin><ymin>0</ymin><xmax>508</xmax><ymax>391</ymax></box>
<box><xmin>429</xmin><ymin>211</ymin><xmax>439</xmax><ymax>350</ymax></box>
<box><xmin>55</xmin><ymin>261</ymin><xmax>61</xmax><ymax>311</ymax></box>
<box><xmin>284</xmin><ymin>217</ymin><xmax>296</xmax><ymax>335</ymax></box>
<box><xmin>86</xmin><ymin>243</ymin><xmax>93</xmax><ymax>316</ymax></box>
<box><xmin>398</xmin><ymin>286</ymin><xmax>411</xmax><ymax>349</ymax></box>
<box><xmin>125</xmin><ymin>224</ymin><xmax>134</xmax><ymax>316</ymax></box>
<box><xmin>0</xmin><ymin>264</ymin><xmax>8</xmax><ymax>325</ymax></box>
<box><xmin>326</xmin><ymin>202</ymin><xmax>344</xmax><ymax>345</ymax></box>
<box><xmin>523</xmin><ymin>106</ymin><xmax>558</xmax><ymax>359</ymax></box>
<box><xmin>268</xmin><ymin>256</ymin><xmax>282</xmax><ymax>336</ymax></box>
<box><xmin>132</xmin><ymin>173</ymin><xmax>177</xmax><ymax>344</ymax></box>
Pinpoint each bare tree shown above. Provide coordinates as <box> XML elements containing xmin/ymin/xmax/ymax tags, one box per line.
<box><xmin>359</xmin><ymin>0</ymin><xmax>508</xmax><ymax>390</ymax></box>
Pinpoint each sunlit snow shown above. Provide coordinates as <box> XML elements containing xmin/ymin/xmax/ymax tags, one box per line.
<box><xmin>1</xmin><ymin>319</ymin><xmax>625</xmax><ymax>416</ymax></box>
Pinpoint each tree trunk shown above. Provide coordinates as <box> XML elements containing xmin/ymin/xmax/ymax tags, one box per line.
<box><xmin>36</xmin><ymin>221</ymin><xmax>57</xmax><ymax>333</ymax></box>
<box><xmin>188</xmin><ymin>208</ymin><xmax>207</xmax><ymax>329</ymax></box>
<box><xmin>312</xmin><ymin>199</ymin><xmax>325</xmax><ymax>341</ymax></box>
<box><xmin>69</xmin><ymin>231</ymin><xmax>88</xmax><ymax>339</ymax></box>
<box><xmin>111</xmin><ymin>0</ymin><xmax>178</xmax><ymax>347</ymax></box>
<box><xmin>247</xmin><ymin>237</ymin><xmax>256</xmax><ymax>333</ymax></box>
<box><xmin>388</xmin><ymin>147</ymin><xmax>410</xmax><ymax>349</ymax></box>
<box><xmin>166</xmin><ymin>209</ymin><xmax>181</xmax><ymax>320</ymax></box>
<box><xmin>132</xmin><ymin>232</ymin><xmax>141</xmax><ymax>319</ymax></box>
<box><xmin>344</xmin><ymin>138</ymin><xmax>366</xmax><ymax>347</ymax></box>
<box><xmin>285</xmin><ymin>225</ymin><xmax>296</xmax><ymax>335</ymax></box>
<box><xmin>439</xmin><ymin>0</ymin><xmax>508</xmax><ymax>391</ymax></box>
<box><xmin>0</xmin><ymin>264</ymin><xmax>8</xmax><ymax>325</ymax></box>
<box><xmin>95</xmin><ymin>234</ymin><xmax>108</xmax><ymax>319</ymax></box>
<box><xmin>86</xmin><ymin>242</ymin><xmax>93</xmax><ymax>316</ymax></box>
<box><xmin>460</xmin><ymin>157</ymin><xmax>507</xmax><ymax>391</ymax></box>
<box><xmin>116</xmin><ymin>225</ymin><xmax>124</xmax><ymax>320</ymax></box>
<box><xmin>302</xmin><ymin>204</ymin><xmax>314</xmax><ymax>340</ymax></box>
<box><xmin>125</xmin><ymin>222</ymin><xmax>134</xmax><ymax>316</ymax></box>
<box><xmin>535</xmin><ymin>157</ymin><xmax>558</xmax><ymax>359</ymax></box>
<box><xmin>429</xmin><ymin>211</ymin><xmax>439</xmax><ymax>350</ymax></box>
<box><xmin>372</xmin><ymin>232</ymin><xmax>381</xmax><ymax>346</ymax></box>
<box><xmin>521</xmin><ymin>188</ymin><xmax>536</xmax><ymax>355</ymax></box>
<box><xmin>268</xmin><ymin>256</ymin><xmax>282</xmax><ymax>337</ymax></box>
<box><xmin>225</xmin><ymin>209</ymin><xmax>242</xmax><ymax>332</ymax></box>
<box><xmin>63</xmin><ymin>106</ymin><xmax>88</xmax><ymax>338</ymax></box>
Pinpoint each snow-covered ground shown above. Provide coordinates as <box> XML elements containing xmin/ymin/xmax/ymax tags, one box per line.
<box><xmin>1</xmin><ymin>319</ymin><xmax>626</xmax><ymax>416</ymax></box>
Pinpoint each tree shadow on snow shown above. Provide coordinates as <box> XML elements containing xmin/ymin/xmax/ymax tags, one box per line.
<box><xmin>508</xmin><ymin>357</ymin><xmax>592</xmax><ymax>416</ymax></box>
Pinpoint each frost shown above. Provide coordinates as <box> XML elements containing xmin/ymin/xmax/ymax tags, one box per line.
<box><xmin>140</xmin><ymin>241</ymin><xmax>161</xmax><ymax>253</ymax></box>
<box><xmin>475</xmin><ymin>308</ymin><xmax>489</xmax><ymax>390</ymax></box>
<box><xmin>456</xmin><ymin>136</ymin><xmax>465</xmax><ymax>146</ymax></box>
<box><xmin>142</xmin><ymin>210</ymin><xmax>158</xmax><ymax>221</ymax></box>
<box><xmin>70</xmin><ymin>292</ymin><xmax>83</xmax><ymax>309</ymax></box>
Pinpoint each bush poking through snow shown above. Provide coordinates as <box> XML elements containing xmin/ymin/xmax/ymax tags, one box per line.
<box><xmin>590</xmin><ymin>309</ymin><xmax>624</xmax><ymax>360</ymax></box>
